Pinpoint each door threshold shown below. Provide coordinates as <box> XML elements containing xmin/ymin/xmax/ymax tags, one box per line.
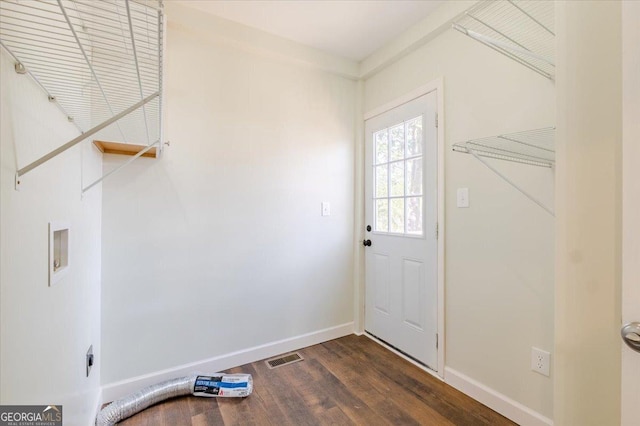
<box><xmin>363</xmin><ymin>331</ymin><xmax>444</xmax><ymax>381</ymax></box>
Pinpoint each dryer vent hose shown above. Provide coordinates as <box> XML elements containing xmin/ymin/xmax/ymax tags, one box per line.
<box><xmin>96</xmin><ymin>373</ymin><xmax>253</xmax><ymax>426</ymax></box>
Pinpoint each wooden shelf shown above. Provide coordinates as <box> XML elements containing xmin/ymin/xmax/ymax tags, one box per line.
<box><xmin>93</xmin><ymin>140</ymin><xmax>158</xmax><ymax>158</ymax></box>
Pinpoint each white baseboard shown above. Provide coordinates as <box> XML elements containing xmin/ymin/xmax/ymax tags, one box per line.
<box><xmin>101</xmin><ymin>322</ymin><xmax>354</xmax><ymax>402</ymax></box>
<box><xmin>444</xmin><ymin>367</ymin><xmax>553</xmax><ymax>426</ymax></box>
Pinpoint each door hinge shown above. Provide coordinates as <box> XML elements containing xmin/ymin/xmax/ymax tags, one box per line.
<box><xmin>435</xmin><ymin>113</ymin><xmax>439</xmax><ymax>128</ymax></box>
<box><xmin>435</xmin><ymin>222</ymin><xmax>439</xmax><ymax>239</ymax></box>
<box><xmin>436</xmin><ymin>333</ymin><xmax>439</xmax><ymax>349</ymax></box>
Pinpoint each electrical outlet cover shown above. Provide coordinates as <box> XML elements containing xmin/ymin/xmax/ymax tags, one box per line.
<box><xmin>531</xmin><ymin>347</ymin><xmax>551</xmax><ymax>377</ymax></box>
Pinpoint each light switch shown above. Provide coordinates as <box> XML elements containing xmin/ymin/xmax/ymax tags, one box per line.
<box><xmin>321</xmin><ymin>202</ymin><xmax>331</xmax><ymax>216</ymax></box>
<box><xmin>457</xmin><ymin>188</ymin><xmax>469</xmax><ymax>208</ymax></box>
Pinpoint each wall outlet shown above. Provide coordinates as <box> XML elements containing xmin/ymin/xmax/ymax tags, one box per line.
<box><xmin>531</xmin><ymin>347</ymin><xmax>550</xmax><ymax>377</ymax></box>
<box><xmin>86</xmin><ymin>345</ymin><xmax>94</xmax><ymax>377</ymax></box>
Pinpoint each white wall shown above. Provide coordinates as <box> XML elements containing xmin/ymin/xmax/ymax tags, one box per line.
<box><xmin>0</xmin><ymin>50</ymin><xmax>103</xmax><ymax>425</ymax></box>
<box><xmin>555</xmin><ymin>2</ymin><xmax>621</xmax><ymax>425</ymax></box>
<box><xmin>100</xmin><ymin>4</ymin><xmax>356</xmax><ymax>386</ymax></box>
<box><xmin>363</xmin><ymin>22</ymin><xmax>555</xmax><ymax>421</ymax></box>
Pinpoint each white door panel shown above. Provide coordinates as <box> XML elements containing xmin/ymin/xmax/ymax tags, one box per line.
<box><xmin>364</xmin><ymin>91</ymin><xmax>438</xmax><ymax>370</ymax></box>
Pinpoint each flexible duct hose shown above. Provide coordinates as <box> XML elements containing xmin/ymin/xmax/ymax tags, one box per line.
<box><xmin>96</xmin><ymin>373</ymin><xmax>252</xmax><ymax>426</ymax></box>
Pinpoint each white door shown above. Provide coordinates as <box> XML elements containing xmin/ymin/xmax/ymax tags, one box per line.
<box><xmin>621</xmin><ymin>1</ymin><xmax>640</xmax><ymax>423</ymax></box>
<box><xmin>364</xmin><ymin>92</ymin><xmax>438</xmax><ymax>370</ymax></box>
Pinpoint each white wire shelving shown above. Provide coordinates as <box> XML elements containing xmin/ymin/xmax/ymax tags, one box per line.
<box><xmin>452</xmin><ymin>0</ymin><xmax>555</xmax><ymax>80</ymax></box>
<box><xmin>452</xmin><ymin>127</ymin><xmax>555</xmax><ymax>168</ymax></box>
<box><xmin>0</xmin><ymin>0</ymin><xmax>164</xmax><ymax>193</ymax></box>
<box><xmin>453</xmin><ymin>127</ymin><xmax>555</xmax><ymax>216</ymax></box>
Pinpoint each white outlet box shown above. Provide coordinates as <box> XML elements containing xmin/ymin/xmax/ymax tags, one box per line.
<box><xmin>531</xmin><ymin>347</ymin><xmax>551</xmax><ymax>377</ymax></box>
<box><xmin>49</xmin><ymin>221</ymin><xmax>70</xmax><ymax>286</ymax></box>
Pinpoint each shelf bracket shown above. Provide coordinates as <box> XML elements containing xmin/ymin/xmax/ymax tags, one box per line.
<box><xmin>82</xmin><ymin>140</ymin><xmax>159</xmax><ymax>194</ymax></box>
<box><xmin>16</xmin><ymin>92</ymin><xmax>159</xmax><ymax>179</ymax></box>
<box><xmin>467</xmin><ymin>147</ymin><xmax>555</xmax><ymax>217</ymax></box>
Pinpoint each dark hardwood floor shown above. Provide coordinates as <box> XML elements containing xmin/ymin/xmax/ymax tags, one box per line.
<box><xmin>116</xmin><ymin>335</ymin><xmax>516</xmax><ymax>425</ymax></box>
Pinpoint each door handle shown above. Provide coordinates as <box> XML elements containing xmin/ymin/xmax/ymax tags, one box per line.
<box><xmin>621</xmin><ymin>322</ymin><xmax>640</xmax><ymax>353</ymax></box>
<box><xmin>363</xmin><ymin>239</ymin><xmax>372</xmax><ymax>247</ymax></box>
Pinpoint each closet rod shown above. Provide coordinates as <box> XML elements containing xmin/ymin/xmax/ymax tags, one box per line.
<box><xmin>467</xmin><ymin>148</ymin><xmax>555</xmax><ymax>217</ymax></box>
<box><xmin>16</xmin><ymin>92</ymin><xmax>159</xmax><ymax>178</ymax></box>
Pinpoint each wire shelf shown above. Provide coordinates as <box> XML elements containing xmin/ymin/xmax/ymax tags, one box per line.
<box><xmin>452</xmin><ymin>127</ymin><xmax>555</xmax><ymax>168</ymax></box>
<box><xmin>453</xmin><ymin>0</ymin><xmax>554</xmax><ymax>79</ymax></box>
<box><xmin>0</xmin><ymin>0</ymin><xmax>163</xmax><ymax>146</ymax></box>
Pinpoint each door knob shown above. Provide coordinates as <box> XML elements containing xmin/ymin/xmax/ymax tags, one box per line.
<box><xmin>621</xmin><ymin>322</ymin><xmax>640</xmax><ymax>353</ymax></box>
<box><xmin>363</xmin><ymin>239</ymin><xmax>372</xmax><ymax>247</ymax></box>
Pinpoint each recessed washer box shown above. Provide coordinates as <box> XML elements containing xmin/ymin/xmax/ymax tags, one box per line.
<box><xmin>49</xmin><ymin>222</ymin><xmax>69</xmax><ymax>286</ymax></box>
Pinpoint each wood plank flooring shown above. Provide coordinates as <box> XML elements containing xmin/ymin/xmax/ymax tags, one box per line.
<box><xmin>116</xmin><ymin>335</ymin><xmax>516</xmax><ymax>425</ymax></box>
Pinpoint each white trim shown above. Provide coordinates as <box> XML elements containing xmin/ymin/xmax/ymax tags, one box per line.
<box><xmin>101</xmin><ymin>322</ymin><xmax>354</xmax><ymax>402</ymax></box>
<box><xmin>363</xmin><ymin>80</ymin><xmax>441</xmax><ymax>121</ymax></box>
<box><xmin>364</xmin><ymin>332</ymin><xmax>444</xmax><ymax>382</ymax></box>
<box><xmin>359</xmin><ymin>1</ymin><xmax>474</xmax><ymax>79</ymax></box>
<box><xmin>167</xmin><ymin>3</ymin><xmax>359</xmax><ymax>80</ymax></box>
<box><xmin>621</xmin><ymin>1</ymin><xmax>640</xmax><ymax>423</ymax></box>
<box><xmin>353</xmin><ymin>80</ymin><xmax>366</xmax><ymax>334</ymax></box>
<box><xmin>360</xmin><ymin>78</ymin><xmax>446</xmax><ymax>379</ymax></box>
<box><xmin>435</xmin><ymin>78</ymin><xmax>446</xmax><ymax>378</ymax></box>
<box><xmin>445</xmin><ymin>367</ymin><xmax>553</xmax><ymax>426</ymax></box>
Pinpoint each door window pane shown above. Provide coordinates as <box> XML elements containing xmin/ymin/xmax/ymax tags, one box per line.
<box><xmin>376</xmin><ymin>199</ymin><xmax>389</xmax><ymax>232</ymax></box>
<box><xmin>375</xmin><ymin>130</ymin><xmax>388</xmax><ymax>164</ymax></box>
<box><xmin>406</xmin><ymin>158</ymin><xmax>422</xmax><ymax>196</ymax></box>
<box><xmin>406</xmin><ymin>197</ymin><xmax>423</xmax><ymax>235</ymax></box>
<box><xmin>390</xmin><ymin>162</ymin><xmax>404</xmax><ymax>197</ymax></box>
<box><xmin>390</xmin><ymin>198</ymin><xmax>405</xmax><ymax>233</ymax></box>
<box><xmin>375</xmin><ymin>165</ymin><xmax>388</xmax><ymax>198</ymax></box>
<box><xmin>389</xmin><ymin>124</ymin><xmax>404</xmax><ymax>161</ymax></box>
<box><xmin>406</xmin><ymin>117</ymin><xmax>423</xmax><ymax>157</ymax></box>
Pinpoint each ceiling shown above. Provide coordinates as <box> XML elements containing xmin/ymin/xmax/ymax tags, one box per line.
<box><xmin>177</xmin><ymin>1</ymin><xmax>445</xmax><ymax>62</ymax></box>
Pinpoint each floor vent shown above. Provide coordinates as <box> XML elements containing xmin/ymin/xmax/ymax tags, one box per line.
<box><xmin>265</xmin><ymin>352</ymin><xmax>304</xmax><ymax>369</ymax></box>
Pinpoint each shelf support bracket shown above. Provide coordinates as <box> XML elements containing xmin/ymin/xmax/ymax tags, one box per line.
<box><xmin>467</xmin><ymin>147</ymin><xmax>555</xmax><ymax>217</ymax></box>
<box><xmin>16</xmin><ymin>92</ymin><xmax>159</xmax><ymax>179</ymax></box>
<box><xmin>82</xmin><ymin>140</ymin><xmax>159</xmax><ymax>194</ymax></box>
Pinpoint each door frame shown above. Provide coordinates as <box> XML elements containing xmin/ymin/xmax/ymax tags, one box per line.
<box><xmin>357</xmin><ymin>78</ymin><xmax>445</xmax><ymax>377</ymax></box>
<box><xmin>621</xmin><ymin>1</ymin><xmax>640</xmax><ymax>423</ymax></box>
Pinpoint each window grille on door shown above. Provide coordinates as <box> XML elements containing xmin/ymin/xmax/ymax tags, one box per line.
<box><xmin>373</xmin><ymin>116</ymin><xmax>423</xmax><ymax>236</ymax></box>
